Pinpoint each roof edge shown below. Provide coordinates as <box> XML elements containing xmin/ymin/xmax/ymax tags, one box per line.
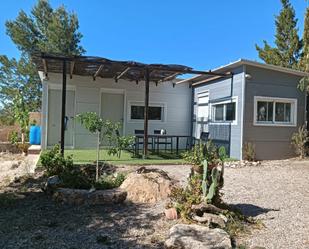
<box><xmin>180</xmin><ymin>59</ymin><xmax>309</xmax><ymax>85</ymax></box>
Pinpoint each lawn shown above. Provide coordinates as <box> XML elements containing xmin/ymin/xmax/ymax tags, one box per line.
<box><xmin>63</xmin><ymin>149</ymin><xmax>185</xmax><ymax>165</ymax></box>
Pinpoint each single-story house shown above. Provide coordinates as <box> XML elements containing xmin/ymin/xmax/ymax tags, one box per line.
<box><xmin>185</xmin><ymin>59</ymin><xmax>308</xmax><ymax>160</ymax></box>
<box><xmin>35</xmin><ymin>53</ymin><xmax>307</xmax><ymax>160</ymax></box>
<box><xmin>40</xmin><ymin>72</ymin><xmax>192</xmax><ymax>149</ymax></box>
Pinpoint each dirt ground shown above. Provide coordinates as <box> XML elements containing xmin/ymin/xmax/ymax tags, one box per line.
<box><xmin>1</xmin><ymin>156</ymin><xmax>309</xmax><ymax>249</ymax></box>
<box><xmin>223</xmin><ymin>158</ymin><xmax>309</xmax><ymax>249</ymax></box>
<box><xmin>0</xmin><ymin>160</ymin><xmax>191</xmax><ymax>249</ymax></box>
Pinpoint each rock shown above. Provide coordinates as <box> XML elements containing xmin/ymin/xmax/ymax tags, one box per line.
<box><xmin>120</xmin><ymin>169</ymin><xmax>173</xmax><ymax>203</ymax></box>
<box><xmin>165</xmin><ymin>207</ymin><xmax>178</xmax><ymax>220</ymax></box>
<box><xmin>44</xmin><ymin>175</ymin><xmax>62</xmax><ymax>194</ymax></box>
<box><xmin>164</xmin><ymin>224</ymin><xmax>232</xmax><ymax>249</ymax></box>
<box><xmin>53</xmin><ymin>187</ymin><xmax>127</xmax><ymax>205</ymax></box>
<box><xmin>191</xmin><ymin>203</ymin><xmax>224</xmax><ymax>215</ymax></box>
<box><xmin>191</xmin><ymin>213</ymin><xmax>226</xmax><ymax>228</ymax></box>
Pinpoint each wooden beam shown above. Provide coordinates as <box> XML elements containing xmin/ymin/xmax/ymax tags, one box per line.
<box><xmin>42</xmin><ymin>59</ymin><xmax>48</xmax><ymax>77</ymax></box>
<box><xmin>192</xmin><ymin>75</ymin><xmax>223</xmax><ymax>86</ymax></box>
<box><xmin>116</xmin><ymin>67</ymin><xmax>131</xmax><ymax>80</ymax></box>
<box><xmin>60</xmin><ymin>60</ymin><xmax>67</xmax><ymax>155</ymax></box>
<box><xmin>143</xmin><ymin>68</ymin><xmax>150</xmax><ymax>159</ymax></box>
<box><xmin>93</xmin><ymin>65</ymin><xmax>104</xmax><ymax>80</ymax></box>
<box><xmin>70</xmin><ymin>61</ymin><xmax>75</xmax><ymax>79</ymax></box>
<box><xmin>159</xmin><ymin>72</ymin><xmax>179</xmax><ymax>83</ymax></box>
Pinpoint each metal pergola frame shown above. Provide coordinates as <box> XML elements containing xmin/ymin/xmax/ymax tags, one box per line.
<box><xmin>31</xmin><ymin>52</ymin><xmax>232</xmax><ymax>158</ymax></box>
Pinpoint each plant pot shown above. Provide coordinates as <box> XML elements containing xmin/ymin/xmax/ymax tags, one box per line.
<box><xmin>164</xmin><ymin>207</ymin><xmax>178</xmax><ymax>220</ymax></box>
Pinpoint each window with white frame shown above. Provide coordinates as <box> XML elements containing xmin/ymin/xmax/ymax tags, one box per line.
<box><xmin>129</xmin><ymin>102</ymin><xmax>165</xmax><ymax>121</ymax></box>
<box><xmin>254</xmin><ymin>96</ymin><xmax>297</xmax><ymax>126</ymax></box>
<box><xmin>211</xmin><ymin>98</ymin><xmax>237</xmax><ymax>123</ymax></box>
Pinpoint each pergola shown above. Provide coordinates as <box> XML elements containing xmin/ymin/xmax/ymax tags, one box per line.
<box><xmin>31</xmin><ymin>52</ymin><xmax>232</xmax><ymax>157</ymax></box>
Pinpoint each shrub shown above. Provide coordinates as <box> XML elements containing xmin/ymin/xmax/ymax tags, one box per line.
<box><xmin>40</xmin><ymin>145</ymin><xmax>73</xmax><ymax>176</ymax></box>
<box><xmin>291</xmin><ymin>126</ymin><xmax>309</xmax><ymax>158</ymax></box>
<box><xmin>94</xmin><ymin>173</ymin><xmax>126</xmax><ymax>190</ymax></box>
<box><xmin>243</xmin><ymin>142</ymin><xmax>255</xmax><ymax>161</ymax></box>
<box><xmin>8</xmin><ymin>130</ymin><xmax>19</xmax><ymax>145</ymax></box>
<box><xmin>182</xmin><ymin>140</ymin><xmax>220</xmax><ymax>166</ymax></box>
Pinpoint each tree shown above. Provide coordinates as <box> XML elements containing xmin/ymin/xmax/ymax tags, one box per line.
<box><xmin>12</xmin><ymin>92</ymin><xmax>29</xmax><ymax>145</ymax></box>
<box><xmin>0</xmin><ymin>0</ymin><xmax>85</xmax><ymax>118</ymax></box>
<box><xmin>256</xmin><ymin>0</ymin><xmax>302</xmax><ymax>69</ymax></box>
<box><xmin>299</xmin><ymin>5</ymin><xmax>309</xmax><ymax>92</ymax></box>
<box><xmin>5</xmin><ymin>0</ymin><xmax>85</xmax><ymax>55</ymax></box>
<box><xmin>0</xmin><ymin>54</ymin><xmax>41</xmax><ymax>118</ymax></box>
<box><xmin>76</xmin><ymin>112</ymin><xmax>104</xmax><ymax>182</ymax></box>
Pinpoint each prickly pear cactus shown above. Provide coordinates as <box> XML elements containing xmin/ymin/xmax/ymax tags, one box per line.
<box><xmin>206</xmin><ymin>167</ymin><xmax>221</xmax><ymax>202</ymax></box>
<box><xmin>201</xmin><ymin>159</ymin><xmax>208</xmax><ymax>198</ymax></box>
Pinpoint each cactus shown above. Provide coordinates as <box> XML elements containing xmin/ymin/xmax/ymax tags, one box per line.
<box><xmin>206</xmin><ymin>167</ymin><xmax>221</xmax><ymax>202</ymax></box>
<box><xmin>201</xmin><ymin>159</ymin><xmax>208</xmax><ymax>198</ymax></box>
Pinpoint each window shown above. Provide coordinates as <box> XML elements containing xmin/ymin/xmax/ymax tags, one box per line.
<box><xmin>254</xmin><ymin>96</ymin><xmax>297</xmax><ymax>126</ymax></box>
<box><xmin>211</xmin><ymin>99</ymin><xmax>236</xmax><ymax>123</ymax></box>
<box><xmin>130</xmin><ymin>103</ymin><xmax>164</xmax><ymax>121</ymax></box>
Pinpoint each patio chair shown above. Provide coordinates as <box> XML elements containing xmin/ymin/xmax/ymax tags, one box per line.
<box><xmin>190</xmin><ymin>131</ymin><xmax>209</xmax><ymax>147</ymax></box>
<box><xmin>153</xmin><ymin>129</ymin><xmax>173</xmax><ymax>153</ymax></box>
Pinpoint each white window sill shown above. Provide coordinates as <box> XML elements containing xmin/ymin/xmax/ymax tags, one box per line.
<box><xmin>253</xmin><ymin>122</ymin><xmax>296</xmax><ymax>127</ymax></box>
<box><xmin>210</xmin><ymin>121</ymin><xmax>237</xmax><ymax>126</ymax></box>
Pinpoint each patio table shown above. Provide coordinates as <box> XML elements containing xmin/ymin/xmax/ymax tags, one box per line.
<box><xmin>134</xmin><ymin>134</ymin><xmax>192</xmax><ymax>155</ymax></box>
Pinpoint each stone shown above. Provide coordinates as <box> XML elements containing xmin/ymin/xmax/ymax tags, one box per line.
<box><xmin>120</xmin><ymin>169</ymin><xmax>173</xmax><ymax>203</ymax></box>
<box><xmin>164</xmin><ymin>224</ymin><xmax>232</xmax><ymax>249</ymax></box>
<box><xmin>191</xmin><ymin>213</ymin><xmax>226</xmax><ymax>228</ymax></box>
<box><xmin>191</xmin><ymin>203</ymin><xmax>224</xmax><ymax>215</ymax></box>
<box><xmin>44</xmin><ymin>175</ymin><xmax>62</xmax><ymax>194</ymax></box>
<box><xmin>53</xmin><ymin>187</ymin><xmax>127</xmax><ymax>205</ymax></box>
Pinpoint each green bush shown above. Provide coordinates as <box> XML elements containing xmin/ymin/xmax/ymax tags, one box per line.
<box><xmin>291</xmin><ymin>126</ymin><xmax>309</xmax><ymax>158</ymax></box>
<box><xmin>8</xmin><ymin>130</ymin><xmax>19</xmax><ymax>145</ymax></box>
<box><xmin>94</xmin><ymin>173</ymin><xmax>126</xmax><ymax>190</ymax></box>
<box><xmin>40</xmin><ymin>145</ymin><xmax>126</xmax><ymax>190</ymax></box>
<box><xmin>40</xmin><ymin>144</ymin><xmax>73</xmax><ymax>176</ymax></box>
<box><xmin>182</xmin><ymin>141</ymin><xmax>225</xmax><ymax>166</ymax></box>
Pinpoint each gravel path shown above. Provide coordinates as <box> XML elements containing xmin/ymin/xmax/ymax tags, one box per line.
<box><xmin>223</xmin><ymin>159</ymin><xmax>309</xmax><ymax>249</ymax></box>
<box><xmin>0</xmin><ymin>153</ymin><xmax>39</xmax><ymax>187</ymax></box>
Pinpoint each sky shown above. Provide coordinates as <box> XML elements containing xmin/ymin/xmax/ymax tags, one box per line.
<box><xmin>0</xmin><ymin>0</ymin><xmax>308</xmax><ymax>71</ymax></box>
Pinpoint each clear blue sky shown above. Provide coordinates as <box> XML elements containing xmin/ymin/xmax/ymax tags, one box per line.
<box><xmin>0</xmin><ymin>0</ymin><xmax>308</xmax><ymax>70</ymax></box>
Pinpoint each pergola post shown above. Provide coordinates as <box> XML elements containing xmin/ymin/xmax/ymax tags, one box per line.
<box><xmin>143</xmin><ymin>67</ymin><xmax>150</xmax><ymax>159</ymax></box>
<box><xmin>60</xmin><ymin>60</ymin><xmax>67</xmax><ymax>155</ymax></box>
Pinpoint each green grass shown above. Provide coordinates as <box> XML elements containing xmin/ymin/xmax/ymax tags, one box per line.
<box><xmin>63</xmin><ymin>149</ymin><xmax>185</xmax><ymax>165</ymax></box>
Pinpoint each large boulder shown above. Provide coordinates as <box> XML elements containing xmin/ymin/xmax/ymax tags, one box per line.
<box><xmin>53</xmin><ymin>187</ymin><xmax>127</xmax><ymax>205</ymax></box>
<box><xmin>164</xmin><ymin>224</ymin><xmax>232</xmax><ymax>249</ymax></box>
<box><xmin>120</xmin><ymin>168</ymin><xmax>173</xmax><ymax>203</ymax></box>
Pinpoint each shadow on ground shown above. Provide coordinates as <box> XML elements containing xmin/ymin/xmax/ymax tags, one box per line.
<box><xmin>230</xmin><ymin>203</ymin><xmax>280</xmax><ymax>217</ymax></box>
<box><xmin>0</xmin><ymin>174</ymin><xmax>166</xmax><ymax>249</ymax></box>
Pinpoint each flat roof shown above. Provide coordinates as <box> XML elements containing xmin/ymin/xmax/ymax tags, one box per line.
<box><xmin>177</xmin><ymin>59</ymin><xmax>309</xmax><ymax>85</ymax></box>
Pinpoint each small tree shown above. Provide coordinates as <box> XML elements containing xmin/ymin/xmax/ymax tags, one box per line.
<box><xmin>12</xmin><ymin>92</ymin><xmax>29</xmax><ymax>145</ymax></box>
<box><xmin>76</xmin><ymin>112</ymin><xmax>104</xmax><ymax>181</ymax></box>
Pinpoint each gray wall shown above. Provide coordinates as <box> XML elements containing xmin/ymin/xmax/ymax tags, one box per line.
<box><xmin>41</xmin><ymin>73</ymin><xmax>192</xmax><ymax>149</ymax></box>
<box><xmin>243</xmin><ymin>65</ymin><xmax>306</xmax><ymax>160</ymax></box>
<box><xmin>192</xmin><ymin>66</ymin><xmax>245</xmax><ymax>159</ymax></box>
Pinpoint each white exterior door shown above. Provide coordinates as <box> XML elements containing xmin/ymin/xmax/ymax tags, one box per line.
<box><xmin>101</xmin><ymin>92</ymin><xmax>124</xmax><ymax>134</ymax></box>
<box><xmin>195</xmin><ymin>91</ymin><xmax>209</xmax><ymax>139</ymax></box>
<box><xmin>47</xmin><ymin>89</ymin><xmax>75</xmax><ymax>147</ymax></box>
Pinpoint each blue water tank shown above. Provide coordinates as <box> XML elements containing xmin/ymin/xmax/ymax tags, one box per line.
<box><xmin>29</xmin><ymin>126</ymin><xmax>41</xmax><ymax>145</ymax></box>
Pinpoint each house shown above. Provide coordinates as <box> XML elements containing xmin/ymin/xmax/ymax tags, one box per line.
<box><xmin>183</xmin><ymin>59</ymin><xmax>307</xmax><ymax>160</ymax></box>
<box><xmin>40</xmin><ymin>72</ymin><xmax>192</xmax><ymax>150</ymax></box>
<box><xmin>34</xmin><ymin>53</ymin><xmax>307</xmax><ymax>160</ymax></box>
